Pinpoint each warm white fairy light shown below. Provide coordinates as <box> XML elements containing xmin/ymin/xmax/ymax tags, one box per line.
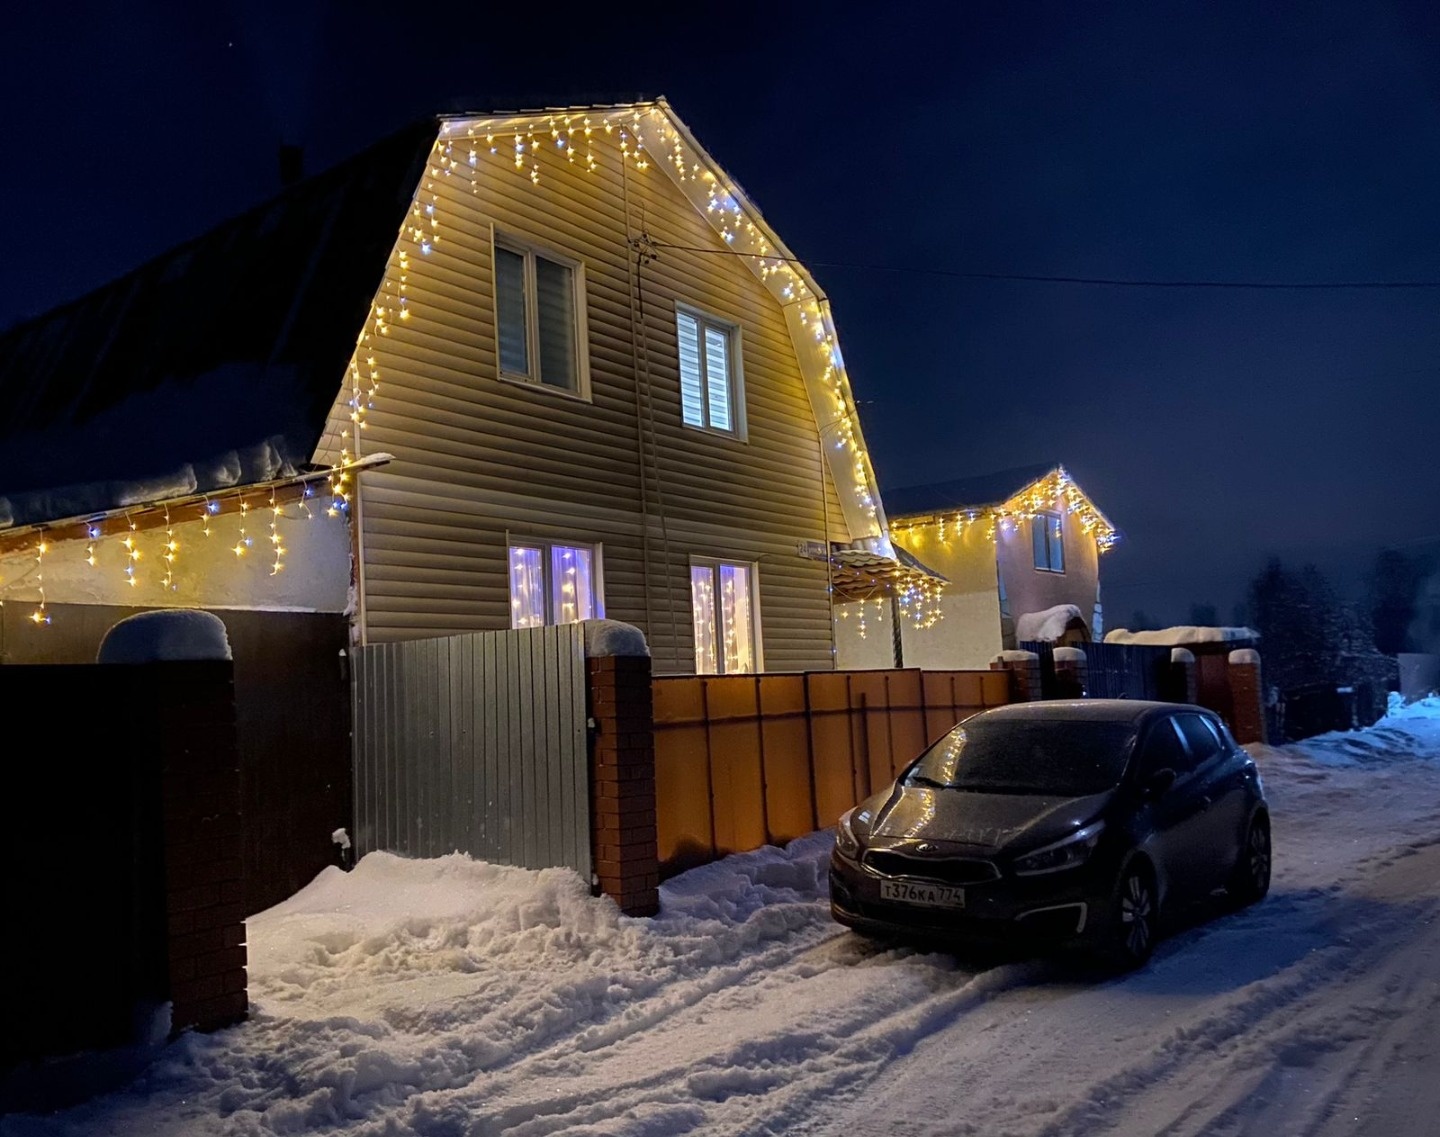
<box><xmin>233</xmin><ymin>499</ymin><xmax>251</xmax><ymax>558</ymax></box>
<box><xmin>29</xmin><ymin>539</ymin><xmax>50</xmax><ymax>625</ymax></box>
<box><xmin>161</xmin><ymin>505</ymin><xmax>178</xmax><ymax>591</ymax></box>
<box><xmin>890</xmin><ymin>467</ymin><xmax>1119</xmax><ymax>555</ymax></box>
<box><xmin>85</xmin><ymin>525</ymin><xmax>99</xmax><ymax>568</ymax></box>
<box><xmin>122</xmin><ymin>515</ymin><xmax>140</xmax><ymax>587</ymax></box>
<box><xmin>268</xmin><ymin>490</ymin><xmax>285</xmax><ymax>575</ymax></box>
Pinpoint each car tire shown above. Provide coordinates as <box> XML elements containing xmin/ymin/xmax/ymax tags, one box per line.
<box><xmin>1099</xmin><ymin>861</ymin><xmax>1157</xmax><ymax>970</ymax></box>
<box><xmin>1228</xmin><ymin>812</ymin><xmax>1271</xmax><ymax>908</ymax></box>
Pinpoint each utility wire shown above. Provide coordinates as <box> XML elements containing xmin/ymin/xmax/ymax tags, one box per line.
<box><xmin>648</xmin><ymin>241</ymin><xmax>1440</xmax><ymax>291</ymax></box>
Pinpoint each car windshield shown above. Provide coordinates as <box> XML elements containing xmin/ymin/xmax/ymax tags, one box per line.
<box><xmin>906</xmin><ymin>718</ymin><xmax>1137</xmax><ymax>797</ymax></box>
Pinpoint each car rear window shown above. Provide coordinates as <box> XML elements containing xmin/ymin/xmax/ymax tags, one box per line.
<box><xmin>907</xmin><ymin>719</ymin><xmax>1138</xmax><ymax>797</ymax></box>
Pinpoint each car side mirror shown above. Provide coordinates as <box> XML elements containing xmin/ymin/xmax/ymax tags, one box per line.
<box><xmin>1142</xmin><ymin>768</ymin><xmax>1177</xmax><ymax>799</ymax></box>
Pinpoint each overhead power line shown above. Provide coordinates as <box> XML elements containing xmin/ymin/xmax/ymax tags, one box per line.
<box><xmin>648</xmin><ymin>241</ymin><xmax>1440</xmax><ymax>291</ymax></box>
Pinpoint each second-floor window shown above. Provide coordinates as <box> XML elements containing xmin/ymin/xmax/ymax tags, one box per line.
<box><xmin>494</xmin><ymin>235</ymin><xmax>587</xmax><ymax>396</ymax></box>
<box><xmin>1033</xmin><ymin>512</ymin><xmax>1065</xmax><ymax>573</ymax></box>
<box><xmin>676</xmin><ymin>306</ymin><xmax>742</xmax><ymax>434</ymax></box>
<box><xmin>509</xmin><ymin>542</ymin><xmax>603</xmax><ymax>628</ymax></box>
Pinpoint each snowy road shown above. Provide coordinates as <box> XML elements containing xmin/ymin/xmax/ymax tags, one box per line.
<box><xmin>7</xmin><ymin>703</ymin><xmax>1440</xmax><ymax>1136</ymax></box>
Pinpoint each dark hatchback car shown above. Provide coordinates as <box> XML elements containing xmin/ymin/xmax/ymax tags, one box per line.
<box><xmin>829</xmin><ymin>700</ymin><xmax>1270</xmax><ymax>967</ymax></box>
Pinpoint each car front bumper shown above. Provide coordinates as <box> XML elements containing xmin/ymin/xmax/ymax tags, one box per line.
<box><xmin>828</xmin><ymin>849</ymin><xmax>1109</xmax><ymax>946</ymax></box>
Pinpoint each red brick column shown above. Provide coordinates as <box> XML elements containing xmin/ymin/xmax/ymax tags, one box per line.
<box><xmin>588</xmin><ymin>655</ymin><xmax>660</xmax><ymax>916</ymax></box>
<box><xmin>1227</xmin><ymin>649</ymin><xmax>1267</xmax><ymax>745</ymax></box>
<box><xmin>991</xmin><ymin>650</ymin><xmax>1041</xmax><ymax>702</ymax></box>
<box><xmin>157</xmin><ymin>662</ymin><xmax>248</xmax><ymax>1033</ymax></box>
<box><xmin>1170</xmin><ymin>647</ymin><xmax>1198</xmax><ymax>704</ymax></box>
<box><xmin>1053</xmin><ymin>647</ymin><xmax>1088</xmax><ymax>698</ymax></box>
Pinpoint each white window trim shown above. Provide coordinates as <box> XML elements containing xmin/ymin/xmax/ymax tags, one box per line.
<box><xmin>492</xmin><ymin>226</ymin><xmax>592</xmax><ymax>402</ymax></box>
<box><xmin>507</xmin><ymin>538</ymin><xmax>606</xmax><ymax>627</ymax></box>
<box><xmin>1033</xmin><ymin>512</ymin><xmax>1066</xmax><ymax>575</ymax></box>
<box><xmin>674</xmin><ymin>301</ymin><xmax>747</xmax><ymax>441</ymax></box>
<box><xmin>689</xmin><ymin>555</ymin><xmax>764</xmax><ymax>673</ymax></box>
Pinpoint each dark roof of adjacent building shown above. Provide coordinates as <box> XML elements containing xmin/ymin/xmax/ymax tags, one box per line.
<box><xmin>0</xmin><ymin>120</ymin><xmax>437</xmax><ymax>527</ymax></box>
<box><xmin>882</xmin><ymin>462</ymin><xmax>1060</xmax><ymax>518</ymax></box>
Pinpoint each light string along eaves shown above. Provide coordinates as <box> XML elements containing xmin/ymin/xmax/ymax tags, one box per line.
<box><xmin>890</xmin><ymin>468</ymin><xmax>1120</xmax><ymax>553</ymax></box>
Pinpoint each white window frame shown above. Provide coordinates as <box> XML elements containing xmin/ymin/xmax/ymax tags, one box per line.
<box><xmin>507</xmin><ymin>539</ymin><xmax>605</xmax><ymax>628</ymax></box>
<box><xmin>1032</xmin><ymin>512</ymin><xmax>1066</xmax><ymax>574</ymax></box>
<box><xmin>492</xmin><ymin>228</ymin><xmax>591</xmax><ymax>401</ymax></box>
<box><xmin>674</xmin><ymin>302</ymin><xmax>746</xmax><ymax>439</ymax></box>
<box><xmin>689</xmin><ymin>556</ymin><xmax>763</xmax><ymax>674</ymax></box>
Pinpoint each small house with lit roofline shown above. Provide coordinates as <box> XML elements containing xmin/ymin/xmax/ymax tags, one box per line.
<box><xmin>836</xmin><ymin>463</ymin><xmax>1119</xmax><ymax>669</ymax></box>
<box><xmin>0</xmin><ymin>99</ymin><xmax>943</xmax><ymax>903</ymax></box>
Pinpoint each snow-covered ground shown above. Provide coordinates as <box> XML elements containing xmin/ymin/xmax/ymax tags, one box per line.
<box><xmin>8</xmin><ymin>702</ymin><xmax>1440</xmax><ymax>1136</ymax></box>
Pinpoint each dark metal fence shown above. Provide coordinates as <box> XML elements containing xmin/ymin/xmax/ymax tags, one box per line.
<box><xmin>1022</xmin><ymin>639</ymin><xmax>1172</xmax><ymax>701</ymax></box>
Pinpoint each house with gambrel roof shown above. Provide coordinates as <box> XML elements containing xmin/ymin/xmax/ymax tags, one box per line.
<box><xmin>0</xmin><ymin>98</ymin><xmax>936</xmax><ymax>678</ymax></box>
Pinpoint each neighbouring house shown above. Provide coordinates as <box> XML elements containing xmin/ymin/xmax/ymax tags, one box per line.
<box><xmin>0</xmin><ymin>100</ymin><xmax>939</xmax><ymax>900</ymax></box>
<box><xmin>835</xmin><ymin>463</ymin><xmax>1118</xmax><ymax>669</ymax></box>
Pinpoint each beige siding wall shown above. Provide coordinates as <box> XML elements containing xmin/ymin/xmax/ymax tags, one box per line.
<box><xmin>331</xmin><ymin>127</ymin><xmax>849</xmax><ymax>673</ymax></box>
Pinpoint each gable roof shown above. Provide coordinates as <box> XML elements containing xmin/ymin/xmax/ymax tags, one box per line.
<box><xmin>883</xmin><ymin>462</ymin><xmax>1061</xmax><ymax>517</ymax></box>
<box><xmin>885</xmin><ymin>462</ymin><xmax>1120</xmax><ymax>552</ymax></box>
<box><xmin>0</xmin><ymin>121</ymin><xmax>436</xmax><ymax>528</ymax></box>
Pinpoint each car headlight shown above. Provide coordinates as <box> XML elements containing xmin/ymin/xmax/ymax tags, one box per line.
<box><xmin>835</xmin><ymin>809</ymin><xmax>862</xmax><ymax>860</ymax></box>
<box><xmin>1012</xmin><ymin>822</ymin><xmax>1105</xmax><ymax>876</ymax></box>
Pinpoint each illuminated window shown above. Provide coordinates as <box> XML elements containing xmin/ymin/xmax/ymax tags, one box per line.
<box><xmin>494</xmin><ymin>234</ymin><xmax>588</xmax><ymax>396</ymax></box>
<box><xmin>690</xmin><ymin>558</ymin><xmax>759</xmax><ymax>673</ymax></box>
<box><xmin>508</xmin><ymin>542</ymin><xmax>602</xmax><ymax>628</ymax></box>
<box><xmin>1032</xmin><ymin>513</ymin><xmax>1065</xmax><ymax>573</ymax></box>
<box><xmin>676</xmin><ymin>306</ymin><xmax>742</xmax><ymax>434</ymax></box>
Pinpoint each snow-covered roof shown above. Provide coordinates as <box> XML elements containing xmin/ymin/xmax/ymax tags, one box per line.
<box><xmin>0</xmin><ymin>123</ymin><xmax>436</xmax><ymax>528</ymax></box>
<box><xmin>887</xmin><ymin>464</ymin><xmax>1119</xmax><ymax>553</ymax></box>
<box><xmin>1015</xmin><ymin>604</ymin><xmax>1086</xmax><ymax>643</ymax></box>
<box><xmin>1105</xmin><ymin>626</ymin><xmax>1259</xmax><ymax>647</ymax></box>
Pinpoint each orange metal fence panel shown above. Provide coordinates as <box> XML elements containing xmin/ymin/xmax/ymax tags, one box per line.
<box><xmin>653</xmin><ymin>677</ymin><xmax>716</xmax><ymax>876</ymax></box>
<box><xmin>758</xmin><ymin>675</ymin><xmax>816</xmax><ymax>842</ymax></box>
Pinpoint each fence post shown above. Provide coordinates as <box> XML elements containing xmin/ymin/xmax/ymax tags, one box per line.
<box><xmin>1169</xmin><ymin>648</ymin><xmax>1198</xmax><ymax>704</ymax></box>
<box><xmin>1053</xmin><ymin>647</ymin><xmax>1087</xmax><ymax>698</ymax></box>
<box><xmin>587</xmin><ymin>653</ymin><xmax>660</xmax><ymax>917</ymax></box>
<box><xmin>991</xmin><ymin>650</ymin><xmax>1041</xmax><ymax>702</ymax></box>
<box><xmin>1227</xmin><ymin>648</ymin><xmax>1267</xmax><ymax>745</ymax></box>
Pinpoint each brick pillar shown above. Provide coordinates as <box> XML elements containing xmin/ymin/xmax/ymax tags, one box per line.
<box><xmin>991</xmin><ymin>650</ymin><xmax>1041</xmax><ymax>702</ymax></box>
<box><xmin>1227</xmin><ymin>648</ymin><xmax>1267</xmax><ymax>745</ymax></box>
<box><xmin>1170</xmin><ymin>647</ymin><xmax>1198</xmax><ymax>704</ymax></box>
<box><xmin>1053</xmin><ymin>646</ymin><xmax>1088</xmax><ymax>698</ymax></box>
<box><xmin>157</xmin><ymin>662</ymin><xmax>248</xmax><ymax>1034</ymax></box>
<box><xmin>588</xmin><ymin>655</ymin><xmax>660</xmax><ymax>916</ymax></box>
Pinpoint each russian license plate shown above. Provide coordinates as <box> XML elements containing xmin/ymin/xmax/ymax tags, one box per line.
<box><xmin>880</xmin><ymin>879</ymin><xmax>965</xmax><ymax>908</ymax></box>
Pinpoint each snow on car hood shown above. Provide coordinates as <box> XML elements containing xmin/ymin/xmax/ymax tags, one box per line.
<box><xmin>868</xmin><ymin>785</ymin><xmax>1112</xmax><ymax>853</ymax></box>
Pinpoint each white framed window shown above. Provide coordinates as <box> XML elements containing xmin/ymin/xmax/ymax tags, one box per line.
<box><xmin>690</xmin><ymin>558</ymin><xmax>761</xmax><ymax>674</ymax></box>
<box><xmin>1032</xmin><ymin>512</ymin><xmax>1065</xmax><ymax>573</ymax></box>
<box><xmin>493</xmin><ymin>232</ymin><xmax>589</xmax><ymax>397</ymax></box>
<box><xmin>676</xmin><ymin>305</ymin><xmax>743</xmax><ymax>436</ymax></box>
<box><xmin>508</xmin><ymin>541</ymin><xmax>603</xmax><ymax>628</ymax></box>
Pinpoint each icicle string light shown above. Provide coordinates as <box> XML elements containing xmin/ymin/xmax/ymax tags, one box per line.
<box><xmin>161</xmin><ymin>506</ymin><xmax>178</xmax><ymax>591</ymax></box>
<box><xmin>123</xmin><ymin>514</ymin><xmax>140</xmax><ymax>587</ymax></box>
<box><xmin>890</xmin><ymin>467</ymin><xmax>1119</xmax><ymax>554</ymax></box>
<box><xmin>269</xmin><ymin>490</ymin><xmax>285</xmax><ymax>576</ymax></box>
<box><xmin>29</xmin><ymin>538</ymin><xmax>49</xmax><ymax>624</ymax></box>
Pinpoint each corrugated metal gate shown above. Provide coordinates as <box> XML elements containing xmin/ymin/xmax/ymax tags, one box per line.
<box><xmin>351</xmin><ymin>625</ymin><xmax>590</xmax><ymax>879</ymax></box>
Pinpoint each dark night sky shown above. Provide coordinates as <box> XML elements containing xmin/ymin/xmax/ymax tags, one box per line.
<box><xmin>5</xmin><ymin>1</ymin><xmax>1440</xmax><ymax>627</ymax></box>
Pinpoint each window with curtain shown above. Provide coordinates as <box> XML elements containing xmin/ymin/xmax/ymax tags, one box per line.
<box><xmin>508</xmin><ymin>542</ymin><xmax>602</xmax><ymax>627</ymax></box>
<box><xmin>676</xmin><ymin>307</ymin><xmax>741</xmax><ymax>434</ymax></box>
<box><xmin>494</xmin><ymin>235</ymin><xmax>585</xmax><ymax>395</ymax></box>
<box><xmin>690</xmin><ymin>558</ymin><xmax>758</xmax><ymax>673</ymax></box>
<box><xmin>1032</xmin><ymin>512</ymin><xmax>1065</xmax><ymax>573</ymax></box>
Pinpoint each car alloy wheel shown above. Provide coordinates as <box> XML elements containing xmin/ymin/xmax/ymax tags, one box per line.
<box><xmin>1229</xmin><ymin>814</ymin><xmax>1271</xmax><ymax>907</ymax></box>
<box><xmin>1110</xmin><ymin>865</ymin><xmax>1155</xmax><ymax>968</ymax></box>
